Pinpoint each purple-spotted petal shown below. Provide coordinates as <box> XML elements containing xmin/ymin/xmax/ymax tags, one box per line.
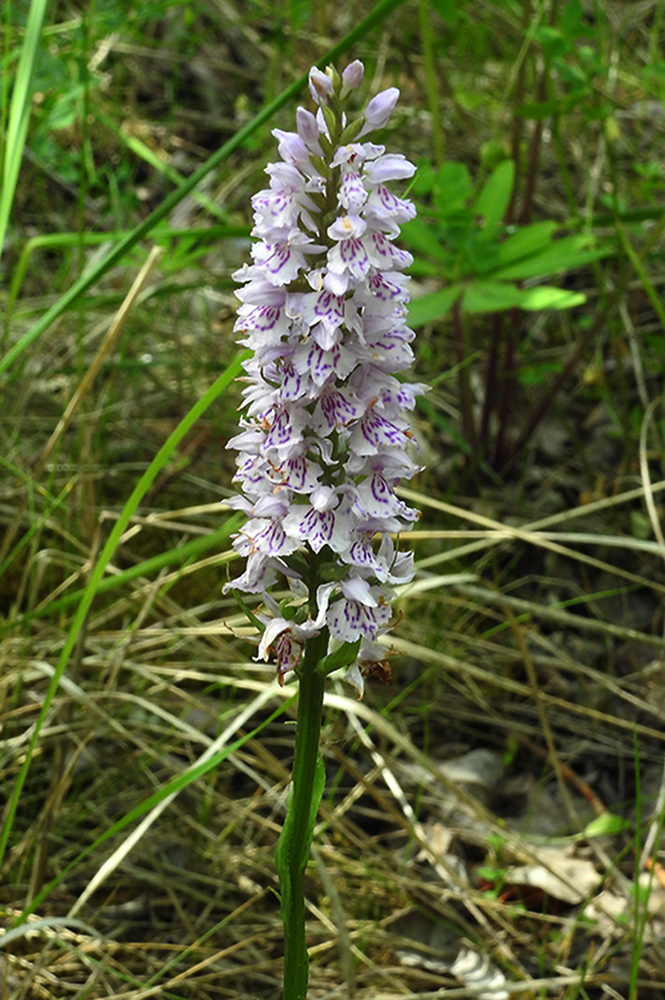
<box><xmin>327</xmin><ymin>237</ymin><xmax>370</xmax><ymax>282</ymax></box>
<box><xmin>365</xmin><ymin>231</ymin><xmax>413</xmax><ymax>271</ymax></box>
<box><xmin>327</xmin><ymin>593</ymin><xmax>392</xmax><ymax>642</ymax></box>
<box><xmin>284</xmin><ymin>505</ymin><xmax>336</xmax><ymax>553</ymax></box>
<box><xmin>349</xmin><ymin>409</ymin><xmax>407</xmax><ymax>455</ymax></box>
<box><xmin>338</xmin><ymin>171</ymin><xmax>367</xmax><ymax>212</ymax></box>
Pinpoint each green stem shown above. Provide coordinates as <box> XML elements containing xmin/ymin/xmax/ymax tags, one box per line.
<box><xmin>417</xmin><ymin>0</ymin><xmax>444</xmax><ymax>167</ymax></box>
<box><xmin>280</xmin><ymin>630</ymin><xmax>329</xmax><ymax>1000</ymax></box>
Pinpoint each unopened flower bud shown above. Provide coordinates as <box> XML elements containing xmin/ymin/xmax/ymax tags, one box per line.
<box><xmin>341</xmin><ymin>60</ymin><xmax>364</xmax><ymax>96</ymax></box>
<box><xmin>309</xmin><ymin>67</ymin><xmax>334</xmax><ymax>105</ymax></box>
<box><xmin>296</xmin><ymin>107</ymin><xmax>321</xmax><ymax>148</ymax></box>
<box><xmin>360</xmin><ymin>87</ymin><xmax>400</xmax><ymax>135</ymax></box>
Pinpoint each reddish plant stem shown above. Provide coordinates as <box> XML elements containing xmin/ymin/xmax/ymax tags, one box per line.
<box><xmin>493</xmin><ymin>312</ymin><xmax>517</xmax><ymax>471</ymax></box>
<box><xmin>502</xmin><ymin>304</ymin><xmax>608</xmax><ymax>469</ymax></box>
<box><xmin>506</xmin><ymin>0</ymin><xmax>532</xmax><ymax>224</ymax></box>
<box><xmin>480</xmin><ymin>311</ymin><xmax>503</xmax><ymax>446</ymax></box>
<box><xmin>520</xmin><ymin>67</ymin><xmax>548</xmax><ymax>225</ymax></box>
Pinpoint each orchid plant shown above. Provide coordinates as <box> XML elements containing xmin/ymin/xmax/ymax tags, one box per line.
<box><xmin>225</xmin><ymin>60</ymin><xmax>422</xmax><ymax>999</ymax></box>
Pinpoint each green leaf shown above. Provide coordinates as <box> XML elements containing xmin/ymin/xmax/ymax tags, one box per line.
<box><xmin>319</xmin><ymin>639</ymin><xmax>361</xmax><ymax>674</ymax></box>
<box><xmin>584</xmin><ymin>813</ymin><xmax>631</xmax><ymax>838</ymax></box>
<box><xmin>518</xmin><ymin>286</ymin><xmax>586</xmax><ymax>310</ymax></box>
<box><xmin>411</xmin><ymin>158</ymin><xmax>437</xmax><ymax>197</ymax></box>
<box><xmin>462</xmin><ymin>281</ymin><xmax>585</xmax><ymax>314</ymax></box>
<box><xmin>495</xmin><ymin>222</ymin><xmax>558</xmax><ymax>267</ymax></box>
<box><xmin>560</xmin><ymin>0</ymin><xmax>594</xmax><ymax>40</ymax></box>
<box><xmin>494</xmin><ymin>235</ymin><xmax>609</xmax><ymax>280</ymax></box>
<box><xmin>463</xmin><ymin>281</ymin><xmax>523</xmax><ymax>313</ymax></box>
<box><xmin>428</xmin><ymin>0</ymin><xmax>462</xmax><ymax>23</ymax></box>
<box><xmin>408</xmin><ymin>285</ymin><xmax>462</xmax><ymax>326</ymax></box>
<box><xmin>401</xmin><ymin>217</ymin><xmax>450</xmax><ymax>264</ymax></box>
<box><xmin>474</xmin><ymin>160</ymin><xmax>515</xmax><ymax>236</ymax></box>
<box><xmin>520</xmin><ymin>100</ymin><xmax>562</xmax><ymax>120</ymax></box>
<box><xmin>435</xmin><ymin>161</ymin><xmax>473</xmax><ymax>212</ymax></box>
<box><xmin>535</xmin><ymin>25</ymin><xmax>569</xmax><ymax>59</ymax></box>
<box><xmin>463</xmin><ymin>233</ymin><xmax>501</xmax><ymax>274</ymax></box>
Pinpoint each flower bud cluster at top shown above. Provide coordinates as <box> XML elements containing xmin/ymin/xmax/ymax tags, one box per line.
<box><xmin>225</xmin><ymin>60</ymin><xmax>424</xmax><ymax>694</ymax></box>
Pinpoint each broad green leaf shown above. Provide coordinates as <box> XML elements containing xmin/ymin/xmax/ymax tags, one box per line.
<box><xmin>494</xmin><ymin>221</ymin><xmax>558</xmax><ymax>267</ymax></box>
<box><xmin>560</xmin><ymin>0</ymin><xmax>594</xmax><ymax>41</ymax></box>
<box><xmin>435</xmin><ymin>161</ymin><xmax>473</xmax><ymax>212</ymax></box>
<box><xmin>408</xmin><ymin>285</ymin><xmax>462</xmax><ymax>326</ymax></box>
<box><xmin>463</xmin><ymin>233</ymin><xmax>501</xmax><ymax>274</ymax></box>
<box><xmin>520</xmin><ymin>92</ymin><xmax>582</xmax><ymax>118</ymax></box>
<box><xmin>494</xmin><ymin>235</ymin><xmax>608</xmax><ymax>279</ymax></box>
<box><xmin>411</xmin><ymin>158</ymin><xmax>437</xmax><ymax>197</ymax></box>
<box><xmin>520</xmin><ymin>99</ymin><xmax>563</xmax><ymax>120</ymax></box>
<box><xmin>401</xmin><ymin>217</ymin><xmax>450</xmax><ymax>264</ymax></box>
<box><xmin>535</xmin><ymin>25</ymin><xmax>569</xmax><ymax>59</ymax></box>
<box><xmin>463</xmin><ymin>281</ymin><xmax>523</xmax><ymax>313</ymax></box>
<box><xmin>464</xmin><ymin>281</ymin><xmax>585</xmax><ymax>314</ymax></box>
<box><xmin>429</xmin><ymin>0</ymin><xmax>462</xmax><ymax>23</ymax></box>
<box><xmin>474</xmin><ymin>160</ymin><xmax>515</xmax><ymax>236</ymax></box>
<box><xmin>518</xmin><ymin>286</ymin><xmax>586</xmax><ymax>310</ymax></box>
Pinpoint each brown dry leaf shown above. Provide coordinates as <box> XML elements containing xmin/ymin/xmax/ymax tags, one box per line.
<box><xmin>505</xmin><ymin>845</ymin><xmax>600</xmax><ymax>905</ymax></box>
<box><xmin>583</xmin><ymin>875</ymin><xmax>665</xmax><ymax>941</ymax></box>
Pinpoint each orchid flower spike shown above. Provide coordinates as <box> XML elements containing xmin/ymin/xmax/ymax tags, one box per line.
<box><xmin>225</xmin><ymin>61</ymin><xmax>424</xmax><ymax>697</ymax></box>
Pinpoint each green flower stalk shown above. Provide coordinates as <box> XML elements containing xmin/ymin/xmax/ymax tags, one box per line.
<box><xmin>225</xmin><ymin>60</ymin><xmax>422</xmax><ymax>998</ymax></box>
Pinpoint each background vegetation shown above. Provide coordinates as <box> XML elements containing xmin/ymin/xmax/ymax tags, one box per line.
<box><xmin>2</xmin><ymin>0</ymin><xmax>665</xmax><ymax>997</ymax></box>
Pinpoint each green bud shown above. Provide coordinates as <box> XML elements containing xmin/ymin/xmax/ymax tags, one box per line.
<box><xmin>318</xmin><ymin>639</ymin><xmax>362</xmax><ymax>675</ymax></box>
<box><xmin>339</xmin><ymin>116</ymin><xmax>365</xmax><ymax>145</ymax></box>
<box><xmin>308</xmin><ymin>154</ymin><xmax>329</xmax><ymax>179</ymax></box>
<box><xmin>321</xmin><ymin>103</ymin><xmax>338</xmax><ymax>140</ymax></box>
<box><xmin>327</xmin><ymin>64</ymin><xmax>341</xmax><ymax>95</ymax></box>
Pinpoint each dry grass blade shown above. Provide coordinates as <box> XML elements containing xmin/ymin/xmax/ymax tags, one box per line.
<box><xmin>36</xmin><ymin>246</ymin><xmax>164</xmax><ymax>476</ymax></box>
<box><xmin>66</xmin><ymin>683</ymin><xmax>278</xmax><ymax>919</ymax></box>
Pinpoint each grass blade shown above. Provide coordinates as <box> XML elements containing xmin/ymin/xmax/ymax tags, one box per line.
<box><xmin>0</xmin><ymin>0</ymin><xmax>49</xmax><ymax>275</ymax></box>
<box><xmin>0</xmin><ymin>352</ymin><xmax>248</xmax><ymax>875</ymax></box>
<box><xmin>0</xmin><ymin>0</ymin><xmax>408</xmax><ymax>377</ymax></box>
